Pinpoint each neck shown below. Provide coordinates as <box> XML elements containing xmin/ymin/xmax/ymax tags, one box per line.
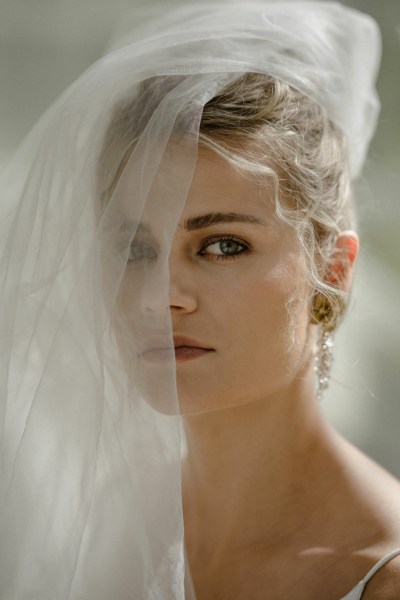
<box><xmin>181</xmin><ymin>374</ymin><xmax>336</xmax><ymax>565</ymax></box>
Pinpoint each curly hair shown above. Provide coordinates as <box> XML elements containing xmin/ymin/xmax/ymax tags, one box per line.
<box><xmin>198</xmin><ymin>73</ymin><xmax>353</xmax><ymax>330</ymax></box>
<box><xmin>98</xmin><ymin>73</ymin><xmax>354</xmax><ymax>330</ymax></box>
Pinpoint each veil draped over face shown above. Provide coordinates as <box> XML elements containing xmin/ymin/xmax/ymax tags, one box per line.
<box><xmin>0</xmin><ymin>2</ymin><xmax>380</xmax><ymax>598</ymax></box>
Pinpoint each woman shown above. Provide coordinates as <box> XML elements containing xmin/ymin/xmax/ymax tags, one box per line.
<box><xmin>0</xmin><ymin>2</ymin><xmax>399</xmax><ymax>599</ymax></box>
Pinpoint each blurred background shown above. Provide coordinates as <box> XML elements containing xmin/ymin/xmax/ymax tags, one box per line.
<box><xmin>1</xmin><ymin>0</ymin><xmax>399</xmax><ymax>475</ymax></box>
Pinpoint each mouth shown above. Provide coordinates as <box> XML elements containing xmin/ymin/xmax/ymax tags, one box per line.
<box><xmin>173</xmin><ymin>336</ymin><xmax>214</xmax><ymax>363</ymax></box>
<box><xmin>140</xmin><ymin>336</ymin><xmax>214</xmax><ymax>364</ymax></box>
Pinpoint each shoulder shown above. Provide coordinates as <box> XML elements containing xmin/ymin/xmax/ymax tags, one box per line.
<box><xmin>339</xmin><ymin>437</ymin><xmax>400</xmax><ymax>529</ymax></box>
<box><xmin>362</xmin><ymin>554</ymin><xmax>400</xmax><ymax>600</ymax></box>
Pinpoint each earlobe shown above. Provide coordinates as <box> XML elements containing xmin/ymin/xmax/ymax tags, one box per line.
<box><xmin>326</xmin><ymin>230</ymin><xmax>359</xmax><ymax>293</ymax></box>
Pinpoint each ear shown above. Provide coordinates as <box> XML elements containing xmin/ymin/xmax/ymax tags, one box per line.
<box><xmin>325</xmin><ymin>230</ymin><xmax>359</xmax><ymax>294</ymax></box>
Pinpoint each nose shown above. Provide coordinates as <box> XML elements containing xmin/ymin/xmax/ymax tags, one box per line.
<box><xmin>168</xmin><ymin>279</ymin><xmax>197</xmax><ymax>313</ymax></box>
<box><xmin>140</xmin><ymin>255</ymin><xmax>197</xmax><ymax>315</ymax></box>
<box><xmin>168</xmin><ymin>247</ymin><xmax>198</xmax><ymax>313</ymax></box>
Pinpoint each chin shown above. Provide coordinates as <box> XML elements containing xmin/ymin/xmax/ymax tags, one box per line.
<box><xmin>130</xmin><ymin>357</ymin><xmax>181</xmax><ymax>416</ymax></box>
<box><xmin>176</xmin><ymin>386</ymin><xmax>255</xmax><ymax>417</ymax></box>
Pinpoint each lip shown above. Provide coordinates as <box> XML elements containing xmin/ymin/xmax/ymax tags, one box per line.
<box><xmin>139</xmin><ymin>335</ymin><xmax>214</xmax><ymax>364</ymax></box>
<box><xmin>173</xmin><ymin>336</ymin><xmax>212</xmax><ymax>350</ymax></box>
<box><xmin>138</xmin><ymin>335</ymin><xmax>172</xmax><ymax>364</ymax></box>
<box><xmin>140</xmin><ymin>336</ymin><xmax>173</xmax><ymax>354</ymax></box>
<box><xmin>173</xmin><ymin>336</ymin><xmax>214</xmax><ymax>363</ymax></box>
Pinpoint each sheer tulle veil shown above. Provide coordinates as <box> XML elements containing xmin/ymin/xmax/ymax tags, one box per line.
<box><xmin>0</xmin><ymin>2</ymin><xmax>380</xmax><ymax>598</ymax></box>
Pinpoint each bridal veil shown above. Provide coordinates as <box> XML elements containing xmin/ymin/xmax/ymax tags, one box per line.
<box><xmin>0</xmin><ymin>2</ymin><xmax>380</xmax><ymax>598</ymax></box>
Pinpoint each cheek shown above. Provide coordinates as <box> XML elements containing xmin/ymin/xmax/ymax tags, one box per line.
<box><xmin>179</xmin><ymin>257</ymin><xmax>312</xmax><ymax>413</ymax></box>
<box><xmin>219</xmin><ymin>250</ymin><xmax>306</xmax><ymax>326</ymax></box>
<box><xmin>230</xmin><ymin>260</ymin><xmax>310</xmax><ymax>364</ymax></box>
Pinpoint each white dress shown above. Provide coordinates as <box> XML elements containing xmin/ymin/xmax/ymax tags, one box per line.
<box><xmin>184</xmin><ymin>548</ymin><xmax>400</xmax><ymax>599</ymax></box>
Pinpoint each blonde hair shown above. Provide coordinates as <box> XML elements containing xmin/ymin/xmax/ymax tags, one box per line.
<box><xmin>99</xmin><ymin>73</ymin><xmax>354</xmax><ymax>329</ymax></box>
<box><xmin>199</xmin><ymin>73</ymin><xmax>354</xmax><ymax>329</ymax></box>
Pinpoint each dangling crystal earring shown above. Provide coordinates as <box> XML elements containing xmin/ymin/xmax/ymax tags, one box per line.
<box><xmin>314</xmin><ymin>325</ymin><xmax>335</xmax><ymax>400</ymax></box>
<box><xmin>311</xmin><ymin>292</ymin><xmax>345</xmax><ymax>400</ymax></box>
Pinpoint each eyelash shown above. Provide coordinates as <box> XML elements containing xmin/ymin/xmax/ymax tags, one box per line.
<box><xmin>127</xmin><ymin>241</ymin><xmax>157</xmax><ymax>262</ymax></box>
<box><xmin>127</xmin><ymin>235</ymin><xmax>250</xmax><ymax>263</ymax></box>
<box><xmin>198</xmin><ymin>235</ymin><xmax>250</xmax><ymax>261</ymax></box>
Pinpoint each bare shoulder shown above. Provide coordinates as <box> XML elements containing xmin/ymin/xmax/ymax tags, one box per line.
<box><xmin>362</xmin><ymin>554</ymin><xmax>400</xmax><ymax>600</ymax></box>
<box><xmin>346</xmin><ymin>442</ymin><xmax>400</xmax><ymax>597</ymax></box>
<box><xmin>338</xmin><ymin>435</ymin><xmax>400</xmax><ymax>529</ymax></box>
<box><xmin>331</xmin><ymin>435</ymin><xmax>400</xmax><ymax>597</ymax></box>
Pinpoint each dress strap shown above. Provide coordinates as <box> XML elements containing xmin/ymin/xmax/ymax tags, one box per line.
<box><xmin>361</xmin><ymin>547</ymin><xmax>400</xmax><ymax>586</ymax></box>
<box><xmin>340</xmin><ymin>548</ymin><xmax>400</xmax><ymax>600</ymax></box>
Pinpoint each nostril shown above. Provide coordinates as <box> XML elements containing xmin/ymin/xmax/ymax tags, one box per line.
<box><xmin>168</xmin><ymin>282</ymin><xmax>197</xmax><ymax>313</ymax></box>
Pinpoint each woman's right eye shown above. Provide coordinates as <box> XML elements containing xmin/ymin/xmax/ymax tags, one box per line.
<box><xmin>128</xmin><ymin>242</ymin><xmax>158</xmax><ymax>261</ymax></box>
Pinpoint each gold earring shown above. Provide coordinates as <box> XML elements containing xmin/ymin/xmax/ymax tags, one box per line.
<box><xmin>311</xmin><ymin>293</ymin><xmax>346</xmax><ymax>400</ymax></box>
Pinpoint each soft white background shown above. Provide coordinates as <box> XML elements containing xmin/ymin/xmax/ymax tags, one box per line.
<box><xmin>1</xmin><ymin>0</ymin><xmax>399</xmax><ymax>476</ymax></box>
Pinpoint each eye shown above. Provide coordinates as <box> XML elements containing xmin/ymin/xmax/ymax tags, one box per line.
<box><xmin>128</xmin><ymin>241</ymin><xmax>158</xmax><ymax>261</ymax></box>
<box><xmin>199</xmin><ymin>236</ymin><xmax>249</xmax><ymax>260</ymax></box>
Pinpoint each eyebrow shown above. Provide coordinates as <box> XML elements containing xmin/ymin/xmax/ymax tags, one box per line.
<box><xmin>119</xmin><ymin>220</ymin><xmax>150</xmax><ymax>235</ymax></box>
<box><xmin>182</xmin><ymin>212</ymin><xmax>270</xmax><ymax>231</ymax></box>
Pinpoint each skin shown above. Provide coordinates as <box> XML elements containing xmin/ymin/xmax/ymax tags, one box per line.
<box><xmin>122</xmin><ymin>146</ymin><xmax>400</xmax><ymax>599</ymax></box>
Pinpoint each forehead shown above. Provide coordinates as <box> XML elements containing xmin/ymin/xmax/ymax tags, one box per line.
<box><xmin>180</xmin><ymin>145</ymin><xmax>277</xmax><ymax>221</ymax></box>
<box><xmin>119</xmin><ymin>143</ymin><xmax>281</xmax><ymax>238</ymax></box>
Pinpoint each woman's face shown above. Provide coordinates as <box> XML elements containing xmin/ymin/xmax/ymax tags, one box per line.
<box><xmin>119</xmin><ymin>146</ymin><xmax>315</xmax><ymax>414</ymax></box>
